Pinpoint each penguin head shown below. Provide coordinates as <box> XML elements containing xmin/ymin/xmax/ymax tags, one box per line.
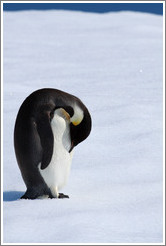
<box><xmin>55</xmin><ymin>103</ymin><xmax>91</xmax><ymax>152</ymax></box>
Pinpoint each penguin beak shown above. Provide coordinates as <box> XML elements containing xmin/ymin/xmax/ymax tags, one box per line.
<box><xmin>60</xmin><ymin>108</ymin><xmax>81</xmax><ymax>125</ymax></box>
<box><xmin>60</xmin><ymin>108</ymin><xmax>70</xmax><ymax>121</ymax></box>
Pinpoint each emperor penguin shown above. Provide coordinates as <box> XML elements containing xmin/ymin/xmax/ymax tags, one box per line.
<box><xmin>14</xmin><ymin>88</ymin><xmax>92</xmax><ymax>199</ymax></box>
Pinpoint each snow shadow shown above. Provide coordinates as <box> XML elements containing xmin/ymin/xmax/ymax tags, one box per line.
<box><xmin>3</xmin><ymin>191</ymin><xmax>24</xmax><ymax>202</ymax></box>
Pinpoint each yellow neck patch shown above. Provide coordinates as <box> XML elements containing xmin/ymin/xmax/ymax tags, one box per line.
<box><xmin>70</xmin><ymin>104</ymin><xmax>84</xmax><ymax>126</ymax></box>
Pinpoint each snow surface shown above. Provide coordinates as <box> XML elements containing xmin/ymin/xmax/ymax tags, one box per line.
<box><xmin>3</xmin><ymin>10</ymin><xmax>163</xmax><ymax>244</ymax></box>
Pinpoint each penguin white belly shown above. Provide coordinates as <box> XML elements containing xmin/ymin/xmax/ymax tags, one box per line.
<box><xmin>38</xmin><ymin>109</ymin><xmax>73</xmax><ymax>198</ymax></box>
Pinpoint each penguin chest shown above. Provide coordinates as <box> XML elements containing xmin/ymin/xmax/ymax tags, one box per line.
<box><xmin>39</xmin><ymin>110</ymin><xmax>73</xmax><ymax>195</ymax></box>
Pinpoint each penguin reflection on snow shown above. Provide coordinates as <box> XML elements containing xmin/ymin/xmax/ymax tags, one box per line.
<box><xmin>14</xmin><ymin>88</ymin><xmax>92</xmax><ymax>199</ymax></box>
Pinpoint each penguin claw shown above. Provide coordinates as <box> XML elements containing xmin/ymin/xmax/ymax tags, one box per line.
<box><xmin>20</xmin><ymin>187</ymin><xmax>50</xmax><ymax>200</ymax></box>
<box><xmin>20</xmin><ymin>194</ymin><xmax>28</xmax><ymax>199</ymax></box>
<box><xmin>20</xmin><ymin>191</ymin><xmax>69</xmax><ymax>199</ymax></box>
<box><xmin>20</xmin><ymin>194</ymin><xmax>34</xmax><ymax>200</ymax></box>
<box><xmin>58</xmin><ymin>193</ymin><xmax>69</xmax><ymax>199</ymax></box>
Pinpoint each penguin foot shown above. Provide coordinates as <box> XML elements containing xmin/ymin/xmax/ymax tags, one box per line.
<box><xmin>20</xmin><ymin>186</ymin><xmax>50</xmax><ymax>200</ymax></box>
<box><xmin>21</xmin><ymin>189</ymin><xmax>69</xmax><ymax>199</ymax></box>
<box><xmin>20</xmin><ymin>193</ymin><xmax>36</xmax><ymax>200</ymax></box>
<box><xmin>48</xmin><ymin>193</ymin><xmax>69</xmax><ymax>199</ymax></box>
<box><xmin>58</xmin><ymin>193</ymin><xmax>69</xmax><ymax>199</ymax></box>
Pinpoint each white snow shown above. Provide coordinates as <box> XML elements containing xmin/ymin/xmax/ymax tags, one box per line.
<box><xmin>2</xmin><ymin>10</ymin><xmax>163</xmax><ymax>244</ymax></box>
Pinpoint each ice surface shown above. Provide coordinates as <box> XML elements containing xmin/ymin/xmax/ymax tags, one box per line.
<box><xmin>3</xmin><ymin>10</ymin><xmax>163</xmax><ymax>243</ymax></box>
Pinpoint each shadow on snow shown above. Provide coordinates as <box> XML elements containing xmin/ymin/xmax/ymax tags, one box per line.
<box><xmin>3</xmin><ymin>191</ymin><xmax>24</xmax><ymax>202</ymax></box>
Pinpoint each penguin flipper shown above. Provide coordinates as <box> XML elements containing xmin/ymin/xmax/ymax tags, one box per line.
<box><xmin>37</xmin><ymin>113</ymin><xmax>54</xmax><ymax>170</ymax></box>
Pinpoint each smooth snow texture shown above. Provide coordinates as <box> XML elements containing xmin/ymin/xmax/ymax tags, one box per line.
<box><xmin>3</xmin><ymin>10</ymin><xmax>163</xmax><ymax>244</ymax></box>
